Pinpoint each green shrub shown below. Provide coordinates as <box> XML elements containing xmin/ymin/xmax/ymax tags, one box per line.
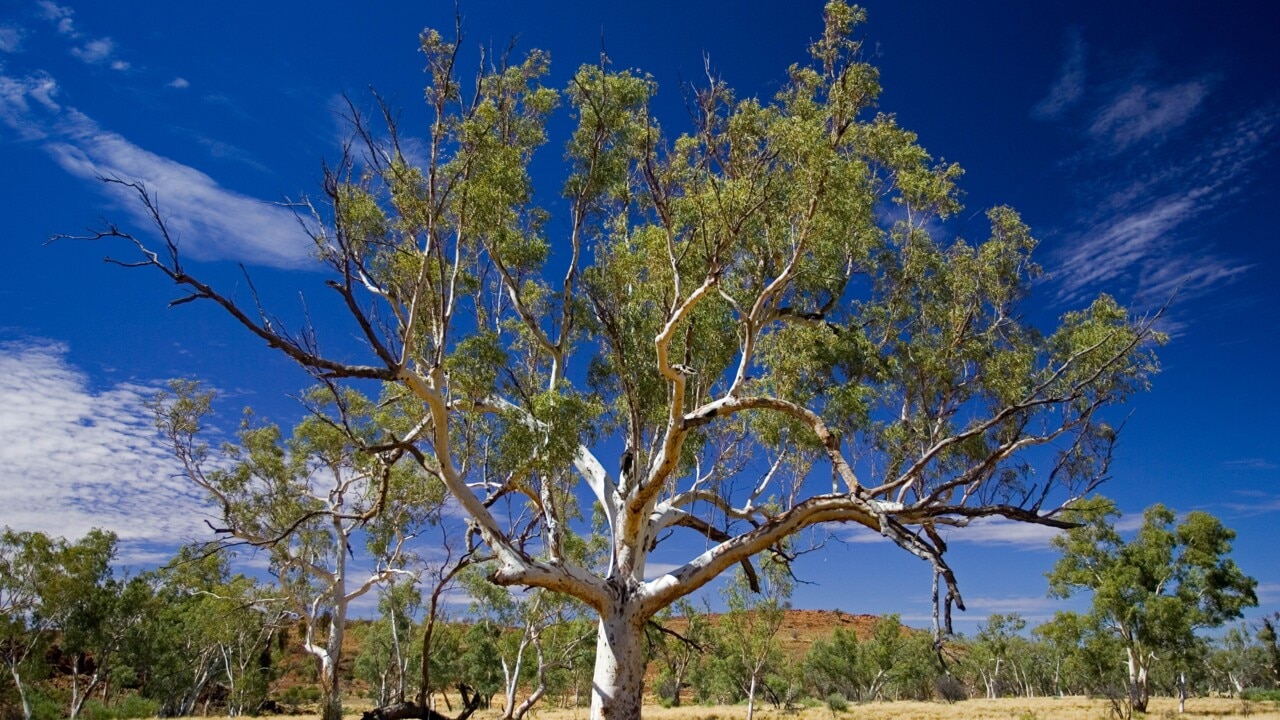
<box><xmin>279</xmin><ymin>685</ymin><xmax>323</xmax><ymax>707</ymax></box>
<box><xmin>825</xmin><ymin>693</ymin><xmax>848</xmax><ymax>714</ymax></box>
<box><xmin>114</xmin><ymin>695</ymin><xmax>160</xmax><ymax>719</ymax></box>
<box><xmin>26</xmin><ymin>689</ymin><xmax>63</xmax><ymax>720</ymax></box>
<box><xmin>1242</xmin><ymin>688</ymin><xmax>1280</xmax><ymax>702</ymax></box>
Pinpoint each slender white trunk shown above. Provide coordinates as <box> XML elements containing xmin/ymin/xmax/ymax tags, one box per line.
<box><xmin>1177</xmin><ymin>671</ymin><xmax>1187</xmax><ymax>714</ymax></box>
<box><xmin>746</xmin><ymin>673</ymin><xmax>758</xmax><ymax>720</ymax></box>
<box><xmin>8</xmin><ymin>662</ymin><xmax>31</xmax><ymax>720</ymax></box>
<box><xmin>589</xmin><ymin>604</ymin><xmax>646</xmax><ymax>720</ymax></box>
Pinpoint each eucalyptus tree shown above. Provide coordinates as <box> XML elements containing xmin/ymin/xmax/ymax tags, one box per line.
<box><xmin>460</xmin><ymin>567</ymin><xmax>592</xmax><ymax>720</ymax></box>
<box><xmin>803</xmin><ymin>625</ymin><xmax>863</xmax><ymax>702</ymax></box>
<box><xmin>151</xmin><ymin>385</ymin><xmax>443</xmax><ymax>720</ymax></box>
<box><xmin>1048</xmin><ymin>499</ymin><xmax>1258</xmax><ymax>713</ymax></box>
<box><xmin>713</xmin><ymin>563</ymin><xmax>791</xmax><ymax>720</ymax></box>
<box><xmin>0</xmin><ymin>528</ymin><xmax>56</xmax><ymax>720</ymax></box>
<box><xmin>969</xmin><ymin>613</ymin><xmax>1026</xmax><ymax>698</ymax></box>
<box><xmin>77</xmin><ymin>2</ymin><xmax>1162</xmax><ymax>718</ymax></box>
<box><xmin>36</xmin><ymin>529</ymin><xmax>129</xmax><ymax>720</ymax></box>
<box><xmin>355</xmin><ymin>580</ymin><xmax>424</xmax><ymax>708</ymax></box>
<box><xmin>647</xmin><ymin>598</ymin><xmax>708</xmax><ymax>707</ymax></box>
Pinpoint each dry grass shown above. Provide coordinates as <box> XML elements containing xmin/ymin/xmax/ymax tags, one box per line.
<box><xmin>236</xmin><ymin>695</ymin><xmax>1280</xmax><ymax>720</ymax></box>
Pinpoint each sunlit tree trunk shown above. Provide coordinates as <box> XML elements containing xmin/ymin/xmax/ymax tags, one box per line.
<box><xmin>589</xmin><ymin>605</ymin><xmax>646</xmax><ymax>720</ymax></box>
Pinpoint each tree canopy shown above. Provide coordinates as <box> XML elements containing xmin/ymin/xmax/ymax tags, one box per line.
<box><xmin>77</xmin><ymin>3</ymin><xmax>1162</xmax><ymax>718</ymax></box>
<box><xmin>1047</xmin><ymin>499</ymin><xmax>1258</xmax><ymax>713</ymax></box>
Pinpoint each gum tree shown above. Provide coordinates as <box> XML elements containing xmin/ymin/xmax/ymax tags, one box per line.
<box><xmin>151</xmin><ymin>385</ymin><xmax>441</xmax><ymax>720</ymax></box>
<box><xmin>75</xmin><ymin>4</ymin><xmax>1161</xmax><ymax>718</ymax></box>
<box><xmin>1048</xmin><ymin>499</ymin><xmax>1258</xmax><ymax>713</ymax></box>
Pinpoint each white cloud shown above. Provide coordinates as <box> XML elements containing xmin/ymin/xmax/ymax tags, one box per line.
<box><xmin>70</xmin><ymin>36</ymin><xmax>114</xmax><ymax>64</ymax></box>
<box><xmin>1052</xmin><ymin>106</ymin><xmax>1274</xmax><ymax>307</ymax></box>
<box><xmin>110</xmin><ymin>59</ymin><xmax>129</xmax><ymax>71</ymax></box>
<box><xmin>1033</xmin><ymin>28</ymin><xmax>1085</xmax><ymax>120</ymax></box>
<box><xmin>0</xmin><ymin>68</ymin><xmax>315</xmax><ymax>269</ymax></box>
<box><xmin>36</xmin><ymin>1</ymin><xmax>75</xmax><ymax>32</ymax></box>
<box><xmin>1257</xmin><ymin>583</ymin><xmax>1280</xmax><ymax>604</ymax></box>
<box><xmin>1223</xmin><ymin>459</ymin><xmax>1279</xmax><ymax>471</ymax></box>
<box><xmin>0</xmin><ymin>69</ymin><xmax>60</xmax><ymax>139</ymax></box>
<box><xmin>0</xmin><ymin>25</ymin><xmax>24</xmax><ymax>53</ymax></box>
<box><xmin>1090</xmin><ymin>80</ymin><xmax>1209</xmax><ymax>152</ymax></box>
<box><xmin>1222</xmin><ymin>493</ymin><xmax>1280</xmax><ymax>517</ymax></box>
<box><xmin>0</xmin><ymin>337</ymin><xmax>212</xmax><ymax>549</ymax></box>
<box><xmin>167</xmin><ymin>77</ymin><xmax>190</xmax><ymax>89</ymax></box>
<box><xmin>942</xmin><ymin>517</ymin><xmax>1063</xmax><ymax>549</ymax></box>
<box><xmin>964</xmin><ymin>595</ymin><xmax>1062</xmax><ymax>616</ymax></box>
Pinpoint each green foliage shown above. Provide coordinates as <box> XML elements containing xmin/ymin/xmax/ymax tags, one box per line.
<box><xmin>1048</xmin><ymin>500</ymin><xmax>1258</xmax><ymax>712</ymax></box>
<box><xmin>91</xmin><ymin>4</ymin><xmax>1171</xmax><ymax>715</ymax></box>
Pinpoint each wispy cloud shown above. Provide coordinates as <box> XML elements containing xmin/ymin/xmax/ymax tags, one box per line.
<box><xmin>1033</xmin><ymin>28</ymin><xmax>1085</xmax><ymax>120</ymax></box>
<box><xmin>188</xmin><ymin>130</ymin><xmax>271</xmax><ymax>173</ymax></box>
<box><xmin>1090</xmin><ymin>80</ymin><xmax>1209</xmax><ymax>152</ymax></box>
<box><xmin>1051</xmin><ymin>105</ymin><xmax>1274</xmax><ymax>307</ymax></box>
<box><xmin>1223</xmin><ymin>459</ymin><xmax>1279</xmax><ymax>471</ymax></box>
<box><xmin>0</xmin><ymin>70</ymin><xmax>315</xmax><ymax>269</ymax></box>
<box><xmin>34</xmin><ymin>3</ymin><xmax>128</xmax><ymax>70</ymax></box>
<box><xmin>0</xmin><ymin>25</ymin><xmax>24</xmax><ymax>53</ymax></box>
<box><xmin>167</xmin><ymin>77</ymin><xmax>190</xmax><ymax>89</ymax></box>
<box><xmin>1222</xmin><ymin>493</ymin><xmax>1280</xmax><ymax>517</ymax></box>
<box><xmin>69</xmin><ymin>36</ymin><xmax>113</xmax><ymax>63</ymax></box>
<box><xmin>846</xmin><ymin>516</ymin><xmax>1061</xmax><ymax>549</ymax></box>
<box><xmin>0</xmin><ymin>70</ymin><xmax>60</xmax><ymax>138</ymax></box>
<box><xmin>36</xmin><ymin>1</ymin><xmax>76</xmax><ymax>37</ymax></box>
<box><xmin>0</xmin><ymin>337</ymin><xmax>211</xmax><ymax>549</ymax></box>
<box><xmin>964</xmin><ymin>595</ymin><xmax>1065</xmax><ymax>619</ymax></box>
<box><xmin>942</xmin><ymin>517</ymin><xmax>1062</xmax><ymax>549</ymax></box>
<box><xmin>1257</xmin><ymin>582</ymin><xmax>1280</xmax><ymax>604</ymax></box>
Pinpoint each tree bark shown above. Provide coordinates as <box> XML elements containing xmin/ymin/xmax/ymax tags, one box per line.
<box><xmin>589</xmin><ymin>604</ymin><xmax>647</xmax><ymax>720</ymax></box>
<box><xmin>1125</xmin><ymin>647</ymin><xmax>1149</xmax><ymax>714</ymax></box>
<box><xmin>8</xmin><ymin>663</ymin><xmax>31</xmax><ymax>720</ymax></box>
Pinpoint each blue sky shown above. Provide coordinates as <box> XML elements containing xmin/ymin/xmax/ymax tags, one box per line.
<box><xmin>1</xmin><ymin>1</ymin><xmax>1277</xmax><ymax>629</ymax></box>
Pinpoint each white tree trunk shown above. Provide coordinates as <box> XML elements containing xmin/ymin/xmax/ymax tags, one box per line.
<box><xmin>1125</xmin><ymin>647</ymin><xmax>1150</xmax><ymax>713</ymax></box>
<box><xmin>1177</xmin><ymin>671</ymin><xmax>1187</xmax><ymax>714</ymax></box>
<box><xmin>8</xmin><ymin>662</ymin><xmax>31</xmax><ymax>720</ymax></box>
<box><xmin>746</xmin><ymin>673</ymin><xmax>758</xmax><ymax>720</ymax></box>
<box><xmin>589</xmin><ymin>605</ymin><xmax>646</xmax><ymax>720</ymax></box>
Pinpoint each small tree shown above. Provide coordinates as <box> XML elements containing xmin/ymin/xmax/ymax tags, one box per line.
<box><xmin>1260</xmin><ymin>612</ymin><xmax>1280</xmax><ymax>688</ymax></box>
<box><xmin>1048</xmin><ymin>499</ymin><xmax>1258</xmax><ymax>713</ymax></box>
<box><xmin>714</xmin><ymin>561</ymin><xmax>792</xmax><ymax>720</ymax></box>
<box><xmin>970</xmin><ymin>613</ymin><xmax>1025</xmax><ymax>698</ymax></box>
<box><xmin>804</xmin><ymin>625</ymin><xmax>864</xmax><ymax>702</ymax></box>
<box><xmin>1</xmin><ymin>529</ymin><xmax>57</xmax><ymax>720</ymax></box>
<box><xmin>647</xmin><ymin>598</ymin><xmax>709</xmax><ymax>707</ymax></box>
<box><xmin>356</xmin><ymin>580</ymin><xmax>424</xmax><ymax>708</ymax></box>
<box><xmin>152</xmin><ymin>384</ymin><xmax>440</xmax><ymax>720</ymax></box>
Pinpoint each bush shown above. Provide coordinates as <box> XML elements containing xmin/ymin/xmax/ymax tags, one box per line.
<box><xmin>1242</xmin><ymin>688</ymin><xmax>1280</xmax><ymax>702</ymax></box>
<box><xmin>26</xmin><ymin>689</ymin><xmax>63</xmax><ymax>720</ymax></box>
<box><xmin>114</xmin><ymin>695</ymin><xmax>160</xmax><ymax>719</ymax></box>
<box><xmin>825</xmin><ymin>693</ymin><xmax>848</xmax><ymax>714</ymax></box>
<box><xmin>935</xmin><ymin>674</ymin><xmax>967</xmax><ymax>703</ymax></box>
<box><xmin>279</xmin><ymin>685</ymin><xmax>323</xmax><ymax>708</ymax></box>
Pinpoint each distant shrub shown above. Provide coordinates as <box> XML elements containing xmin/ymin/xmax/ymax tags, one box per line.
<box><xmin>279</xmin><ymin>685</ymin><xmax>322</xmax><ymax>708</ymax></box>
<box><xmin>825</xmin><ymin>693</ymin><xmax>848</xmax><ymax>714</ymax></box>
<box><xmin>1243</xmin><ymin>688</ymin><xmax>1280</xmax><ymax>702</ymax></box>
<box><xmin>27</xmin><ymin>689</ymin><xmax>63</xmax><ymax>720</ymax></box>
<box><xmin>114</xmin><ymin>695</ymin><xmax>160</xmax><ymax>719</ymax></box>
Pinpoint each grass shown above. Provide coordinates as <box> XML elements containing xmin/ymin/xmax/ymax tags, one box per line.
<box><xmin>235</xmin><ymin>695</ymin><xmax>1280</xmax><ymax>720</ymax></box>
